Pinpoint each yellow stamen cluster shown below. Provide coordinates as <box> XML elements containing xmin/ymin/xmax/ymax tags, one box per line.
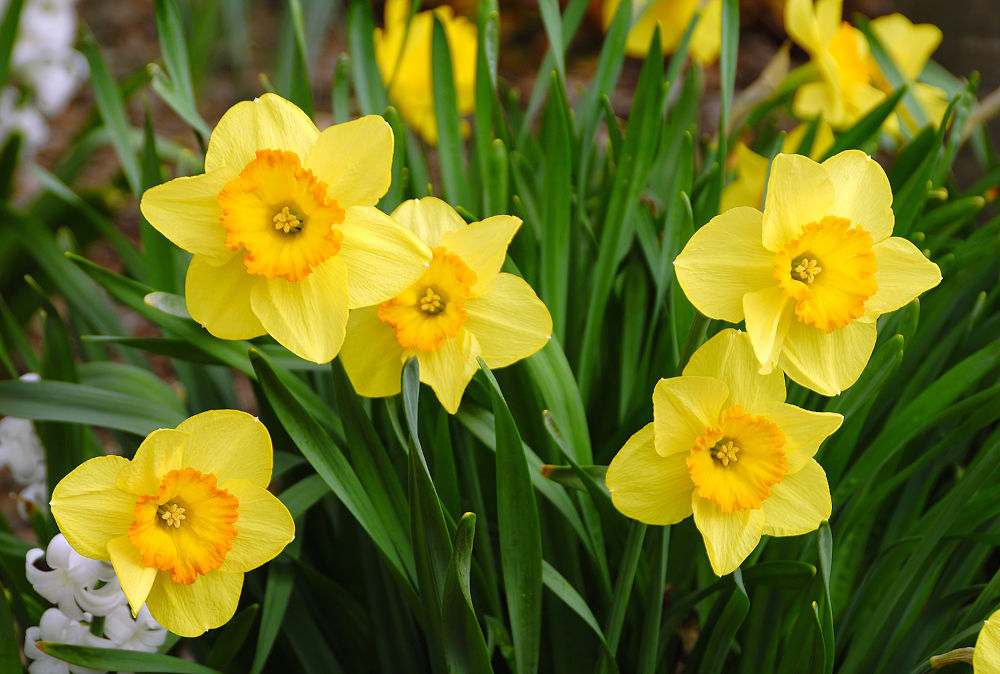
<box><xmin>713</xmin><ymin>440</ymin><xmax>740</xmax><ymax>467</ymax></box>
<box><xmin>272</xmin><ymin>206</ymin><xmax>303</xmax><ymax>234</ymax></box>
<box><xmin>793</xmin><ymin>257</ymin><xmax>822</xmax><ymax>284</ymax></box>
<box><xmin>420</xmin><ymin>288</ymin><xmax>444</xmax><ymax>314</ymax></box>
<box><xmin>158</xmin><ymin>503</ymin><xmax>187</xmax><ymax>528</ymax></box>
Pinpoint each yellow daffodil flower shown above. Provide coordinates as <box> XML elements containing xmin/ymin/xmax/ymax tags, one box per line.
<box><xmin>675</xmin><ymin>150</ymin><xmax>941</xmax><ymax>396</ymax></box>
<box><xmin>50</xmin><ymin>411</ymin><xmax>293</xmax><ymax>637</ymax></box>
<box><xmin>603</xmin><ymin>0</ymin><xmax>722</xmax><ymax>63</ymax></box>
<box><xmin>340</xmin><ymin>197</ymin><xmax>552</xmax><ymax>414</ymax></box>
<box><xmin>374</xmin><ymin>0</ymin><xmax>477</xmax><ymax>146</ymax></box>
<box><xmin>140</xmin><ymin>93</ymin><xmax>430</xmax><ymax>364</ymax></box>
<box><xmin>785</xmin><ymin>0</ymin><xmax>886</xmax><ymax>129</ymax></box>
<box><xmin>720</xmin><ymin>122</ymin><xmax>834</xmax><ymax>212</ymax></box>
<box><xmin>869</xmin><ymin>13</ymin><xmax>950</xmax><ymax>132</ymax></box>
<box><xmin>975</xmin><ymin>610</ymin><xmax>1000</xmax><ymax>672</ymax></box>
<box><xmin>606</xmin><ymin>329</ymin><xmax>842</xmax><ymax>576</ymax></box>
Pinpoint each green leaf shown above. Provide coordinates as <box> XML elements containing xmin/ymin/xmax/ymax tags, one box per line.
<box><xmin>151</xmin><ymin>0</ymin><xmax>211</xmax><ymax>139</ymax></box>
<box><xmin>38</xmin><ymin>642</ymin><xmax>223</xmax><ymax>673</ymax></box>
<box><xmin>540</xmin><ymin>71</ymin><xmax>574</xmax><ymax>340</ymax></box>
<box><xmin>686</xmin><ymin>570</ymin><xmax>750</xmax><ymax>674</ymax></box>
<box><xmin>205</xmin><ymin>604</ymin><xmax>260</xmax><ymax>671</ymax></box>
<box><xmin>250</xmin><ymin>546</ymin><xmax>296</xmax><ymax>674</ymax></box>
<box><xmin>821</xmin><ymin>85</ymin><xmax>908</xmax><ymax>161</ymax></box>
<box><xmin>347</xmin><ymin>0</ymin><xmax>387</xmax><ymax>114</ymax></box>
<box><xmin>279</xmin><ymin>474</ymin><xmax>328</xmax><ymax>521</ymax></box>
<box><xmin>481</xmin><ymin>360</ymin><xmax>542</xmax><ymax>674</ymax></box>
<box><xmin>442</xmin><ymin>513</ymin><xmax>493</xmax><ymax>674</ymax></box>
<box><xmin>0</xmin><ymin>0</ymin><xmax>24</xmax><ymax>87</ymax></box>
<box><xmin>543</xmin><ymin>560</ymin><xmax>615</xmax><ymax>661</ymax></box>
<box><xmin>538</xmin><ymin>0</ymin><xmax>564</xmax><ymax>81</ymax></box>
<box><xmin>817</xmin><ymin>523</ymin><xmax>835</xmax><ymax>674</ymax></box>
<box><xmin>0</xmin><ymin>572</ymin><xmax>20</xmax><ymax>673</ymax></box>
<box><xmin>285</xmin><ymin>0</ymin><xmax>314</xmax><ymax>117</ymax></box>
<box><xmin>432</xmin><ymin>16</ymin><xmax>473</xmax><ymax>210</ymax></box>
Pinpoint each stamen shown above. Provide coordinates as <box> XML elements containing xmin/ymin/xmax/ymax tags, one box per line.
<box><xmin>272</xmin><ymin>206</ymin><xmax>303</xmax><ymax>234</ymax></box>
<box><xmin>793</xmin><ymin>257</ymin><xmax>822</xmax><ymax>284</ymax></box>
<box><xmin>712</xmin><ymin>440</ymin><xmax>740</xmax><ymax>467</ymax></box>
<box><xmin>420</xmin><ymin>288</ymin><xmax>444</xmax><ymax>314</ymax></box>
<box><xmin>158</xmin><ymin>503</ymin><xmax>186</xmax><ymax>528</ymax></box>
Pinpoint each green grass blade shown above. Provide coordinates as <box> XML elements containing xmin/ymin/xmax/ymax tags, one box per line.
<box><xmin>432</xmin><ymin>16</ymin><xmax>473</xmax><ymax>209</ymax></box>
<box><xmin>347</xmin><ymin>0</ymin><xmax>387</xmax><ymax>114</ymax></box>
<box><xmin>442</xmin><ymin>513</ymin><xmax>493</xmax><ymax>674</ymax></box>
<box><xmin>538</xmin><ymin>0</ymin><xmax>564</xmax><ymax>81</ymax></box>
<box><xmin>0</xmin><ymin>0</ymin><xmax>24</xmax><ymax>87</ymax></box>
<box><xmin>38</xmin><ymin>643</ymin><xmax>222</xmax><ymax>673</ymax></box>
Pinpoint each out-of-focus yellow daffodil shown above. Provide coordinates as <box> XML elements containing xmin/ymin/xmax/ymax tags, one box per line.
<box><xmin>51</xmin><ymin>411</ymin><xmax>294</xmax><ymax>637</ymax></box>
<box><xmin>606</xmin><ymin>329</ymin><xmax>842</xmax><ymax>576</ymax></box>
<box><xmin>374</xmin><ymin>0</ymin><xmax>477</xmax><ymax>146</ymax></box>
<box><xmin>140</xmin><ymin>94</ymin><xmax>430</xmax><ymax>364</ymax></box>
<box><xmin>340</xmin><ymin>197</ymin><xmax>552</xmax><ymax>414</ymax></box>
<box><xmin>675</xmin><ymin>150</ymin><xmax>942</xmax><ymax>395</ymax></box>
<box><xmin>603</xmin><ymin>0</ymin><xmax>722</xmax><ymax>63</ymax></box>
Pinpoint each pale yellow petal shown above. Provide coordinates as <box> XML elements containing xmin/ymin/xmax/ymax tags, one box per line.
<box><xmin>914</xmin><ymin>82</ymin><xmax>950</xmax><ymax>128</ymax></box>
<box><xmin>419</xmin><ymin>330</ymin><xmax>480</xmax><ymax>414</ymax></box>
<box><xmin>674</xmin><ymin>207</ymin><xmax>773</xmax><ymax>323</ymax></box>
<box><xmin>624</xmin><ymin>0</ymin><xmax>694</xmax><ymax>57</ymax></box>
<box><xmin>606</xmin><ymin>423</ymin><xmax>694</xmax><ymax>525</ymax></box>
<box><xmin>691</xmin><ymin>494</ymin><xmax>765</xmax><ymax>576</ymax></box>
<box><xmin>779</xmin><ymin>319</ymin><xmax>877</xmax><ymax>396</ymax></box>
<box><xmin>391</xmin><ymin>197</ymin><xmax>467</xmax><ymax>247</ymax></box>
<box><xmin>753</xmin><ymin>401</ymin><xmax>842</xmax><ymax>473</ymax></box>
<box><xmin>185</xmin><ymin>254</ymin><xmax>266</xmax><ymax>340</ymax></box>
<box><xmin>864</xmin><ymin>237</ymin><xmax>941</xmax><ymax>319</ymax></box>
<box><xmin>337</xmin><ymin>206</ymin><xmax>431</xmax><ymax>309</ymax></box>
<box><xmin>50</xmin><ymin>456</ymin><xmax>133</xmax><ymax>561</ymax></box>
<box><xmin>218</xmin><ymin>480</ymin><xmax>294</xmax><ymax>573</ymax></box>
<box><xmin>439</xmin><ymin>215</ymin><xmax>521</xmax><ymax>295</ymax></box>
<box><xmin>115</xmin><ymin>429</ymin><xmax>186</xmax><ymax>496</ymax></box>
<box><xmin>139</xmin><ymin>169</ymin><xmax>238</xmax><ymax>265</ymax></box>
<box><xmin>762</xmin><ymin>153</ymin><xmax>836</xmax><ymax>251</ymax></box>
<box><xmin>792</xmin><ymin>82</ymin><xmax>837</xmax><ymax>124</ymax></box>
<box><xmin>975</xmin><ymin>611</ymin><xmax>1000</xmax><ymax>674</ymax></box>
<box><xmin>205</xmin><ymin>93</ymin><xmax>319</xmax><ymax>173</ymax></box>
<box><xmin>463</xmin><ymin>274</ymin><xmax>552</xmax><ymax>369</ymax></box>
<box><xmin>145</xmin><ymin>569</ymin><xmax>243</xmax><ymax>637</ymax></box>
<box><xmin>870</xmin><ymin>14</ymin><xmax>941</xmax><ymax>81</ymax></box>
<box><xmin>720</xmin><ymin>144</ymin><xmax>769</xmax><ymax>212</ymax></box>
<box><xmin>823</xmin><ymin>150</ymin><xmax>895</xmax><ymax>243</ymax></box>
<box><xmin>177</xmin><ymin>410</ymin><xmax>273</xmax><ymax>487</ymax></box>
<box><xmin>761</xmin><ymin>459</ymin><xmax>831</xmax><ymax>536</ymax></box>
<box><xmin>785</xmin><ymin>0</ymin><xmax>840</xmax><ymax>53</ymax></box>
<box><xmin>304</xmin><ymin>115</ymin><xmax>393</xmax><ymax>208</ymax></box>
<box><xmin>250</xmin><ymin>257</ymin><xmax>349</xmax><ymax>363</ymax></box>
<box><xmin>690</xmin><ymin>0</ymin><xmax>722</xmax><ymax>64</ymax></box>
<box><xmin>340</xmin><ymin>307</ymin><xmax>407</xmax><ymax>398</ymax></box>
<box><xmin>652</xmin><ymin>376</ymin><xmax>728</xmax><ymax>457</ymax></box>
<box><xmin>684</xmin><ymin>328</ymin><xmax>786</xmax><ymax>409</ymax></box>
<box><xmin>108</xmin><ymin>536</ymin><xmax>157</xmax><ymax>615</ymax></box>
<box><xmin>743</xmin><ymin>286</ymin><xmax>795</xmax><ymax>375</ymax></box>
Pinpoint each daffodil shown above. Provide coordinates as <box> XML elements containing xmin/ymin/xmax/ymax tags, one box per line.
<box><xmin>606</xmin><ymin>329</ymin><xmax>842</xmax><ymax>576</ymax></box>
<box><xmin>720</xmin><ymin>122</ymin><xmax>834</xmax><ymax>212</ymax></box>
<box><xmin>374</xmin><ymin>0</ymin><xmax>477</xmax><ymax>146</ymax></box>
<box><xmin>50</xmin><ymin>410</ymin><xmax>294</xmax><ymax>637</ymax></box>
<box><xmin>603</xmin><ymin>0</ymin><xmax>722</xmax><ymax>63</ymax></box>
<box><xmin>675</xmin><ymin>150</ymin><xmax>941</xmax><ymax>395</ymax></box>
<box><xmin>340</xmin><ymin>197</ymin><xmax>552</xmax><ymax>414</ymax></box>
<box><xmin>140</xmin><ymin>93</ymin><xmax>430</xmax><ymax>364</ymax></box>
<box><xmin>785</xmin><ymin>0</ymin><xmax>886</xmax><ymax>129</ymax></box>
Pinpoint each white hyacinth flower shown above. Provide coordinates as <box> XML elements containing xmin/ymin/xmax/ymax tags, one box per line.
<box><xmin>17</xmin><ymin>480</ymin><xmax>49</xmax><ymax>520</ymax></box>
<box><xmin>0</xmin><ymin>413</ymin><xmax>46</xmax><ymax>485</ymax></box>
<box><xmin>23</xmin><ymin>607</ymin><xmax>114</xmax><ymax>674</ymax></box>
<box><xmin>26</xmin><ymin>535</ymin><xmax>123</xmax><ymax>620</ymax></box>
<box><xmin>104</xmin><ymin>604</ymin><xmax>167</xmax><ymax>653</ymax></box>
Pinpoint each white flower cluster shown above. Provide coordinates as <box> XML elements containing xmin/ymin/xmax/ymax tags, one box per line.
<box><xmin>24</xmin><ymin>534</ymin><xmax>167</xmax><ymax>674</ymax></box>
<box><xmin>0</xmin><ymin>374</ymin><xmax>48</xmax><ymax>519</ymax></box>
<box><xmin>0</xmin><ymin>0</ymin><xmax>87</xmax><ymax>159</ymax></box>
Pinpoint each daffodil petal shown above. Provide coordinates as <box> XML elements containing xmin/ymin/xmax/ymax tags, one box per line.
<box><xmin>606</xmin><ymin>423</ymin><xmax>694</xmax><ymax>525</ymax></box>
<box><xmin>720</xmin><ymin>144</ymin><xmax>769</xmax><ymax>212</ymax></box>
<box><xmin>779</xmin><ymin>319</ymin><xmax>877</xmax><ymax>396</ymax></box>
<box><xmin>754</xmin><ymin>401</ymin><xmax>843</xmax><ymax>472</ymax></box>
<box><xmin>975</xmin><ymin>611</ymin><xmax>1000</xmax><ymax>674</ymax></box>
<box><xmin>823</xmin><ymin>150</ymin><xmax>894</xmax><ymax>243</ymax></box>
<box><xmin>337</xmin><ymin>206</ymin><xmax>431</xmax><ymax>309</ymax></box>
<box><xmin>792</xmin><ymin>82</ymin><xmax>836</xmax><ymax>124</ymax></box>
<box><xmin>439</xmin><ymin>215</ymin><xmax>521</xmax><ymax>294</ymax></box>
<box><xmin>139</xmin><ymin>169</ymin><xmax>238</xmax><ymax>265</ymax></box>
<box><xmin>145</xmin><ymin>569</ymin><xmax>243</xmax><ymax>637</ymax></box>
<box><xmin>463</xmin><ymin>274</ymin><xmax>552</xmax><ymax>369</ymax></box>
<box><xmin>177</xmin><ymin>410</ymin><xmax>273</xmax><ymax>487</ymax></box>
<box><xmin>50</xmin><ymin>456</ymin><xmax>133</xmax><ymax>561</ymax></box>
<box><xmin>761</xmin><ymin>459</ymin><xmax>831</xmax><ymax>536</ymax></box>
<box><xmin>674</xmin><ymin>207</ymin><xmax>773</xmax><ymax>322</ymax></box>
<box><xmin>785</xmin><ymin>0</ymin><xmax>841</xmax><ymax>52</ymax></box>
<box><xmin>652</xmin><ymin>376</ymin><xmax>729</xmax><ymax>457</ymax></box>
<box><xmin>116</xmin><ymin>429</ymin><xmax>186</xmax><ymax>496</ymax></box>
<box><xmin>250</xmin><ymin>256</ymin><xmax>349</xmax><ymax>364</ymax></box>
<box><xmin>870</xmin><ymin>13</ymin><xmax>940</xmax><ymax>81</ymax></box>
<box><xmin>419</xmin><ymin>330</ymin><xmax>480</xmax><ymax>414</ymax></box>
<box><xmin>304</xmin><ymin>115</ymin><xmax>393</xmax><ymax>208</ymax></box>
<box><xmin>864</xmin><ymin>237</ymin><xmax>941</xmax><ymax>319</ymax></box>
<box><xmin>108</xmin><ymin>536</ymin><xmax>157</xmax><ymax>615</ymax></box>
<box><xmin>391</xmin><ymin>197</ymin><xmax>467</xmax><ymax>247</ymax></box>
<box><xmin>743</xmin><ymin>286</ymin><xmax>795</xmax><ymax>374</ymax></box>
<box><xmin>185</xmin><ymin>254</ymin><xmax>266</xmax><ymax>340</ymax></box>
<box><xmin>340</xmin><ymin>307</ymin><xmax>407</xmax><ymax>398</ymax></box>
<box><xmin>691</xmin><ymin>494</ymin><xmax>765</xmax><ymax>576</ymax></box>
<box><xmin>218</xmin><ymin>480</ymin><xmax>294</xmax><ymax>573</ymax></box>
<box><xmin>684</xmin><ymin>328</ymin><xmax>786</xmax><ymax>409</ymax></box>
<box><xmin>205</xmin><ymin>93</ymin><xmax>319</xmax><ymax>173</ymax></box>
<box><xmin>762</xmin><ymin>153</ymin><xmax>836</xmax><ymax>251</ymax></box>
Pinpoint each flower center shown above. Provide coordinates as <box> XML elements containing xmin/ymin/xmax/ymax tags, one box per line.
<box><xmin>828</xmin><ymin>22</ymin><xmax>870</xmax><ymax>90</ymax></box>
<box><xmin>378</xmin><ymin>247</ymin><xmax>477</xmax><ymax>352</ymax></box>
<box><xmin>216</xmin><ymin>149</ymin><xmax>345</xmax><ymax>282</ymax></box>
<box><xmin>127</xmin><ymin>467</ymin><xmax>239</xmax><ymax>585</ymax></box>
<box><xmin>686</xmin><ymin>406</ymin><xmax>787</xmax><ymax>513</ymax></box>
<box><xmin>773</xmin><ymin>215</ymin><xmax>878</xmax><ymax>332</ymax></box>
